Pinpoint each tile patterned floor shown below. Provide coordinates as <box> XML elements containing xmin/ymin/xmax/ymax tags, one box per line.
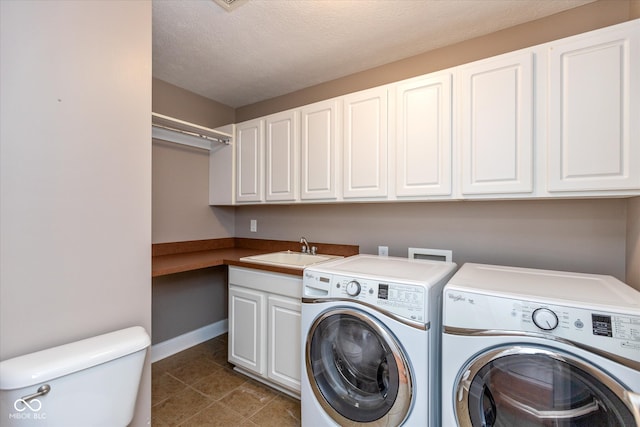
<box><xmin>152</xmin><ymin>334</ymin><xmax>301</xmax><ymax>426</ymax></box>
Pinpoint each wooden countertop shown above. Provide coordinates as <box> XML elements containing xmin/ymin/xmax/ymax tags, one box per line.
<box><xmin>152</xmin><ymin>238</ymin><xmax>359</xmax><ymax>278</ymax></box>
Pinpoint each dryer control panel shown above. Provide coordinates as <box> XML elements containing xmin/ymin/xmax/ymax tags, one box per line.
<box><xmin>443</xmin><ymin>289</ymin><xmax>640</xmax><ymax>361</ymax></box>
<box><xmin>303</xmin><ymin>271</ymin><xmax>427</xmax><ymax>324</ymax></box>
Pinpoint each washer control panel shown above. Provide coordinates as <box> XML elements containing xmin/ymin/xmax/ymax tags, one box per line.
<box><xmin>303</xmin><ymin>271</ymin><xmax>427</xmax><ymax>323</ymax></box>
<box><xmin>444</xmin><ymin>289</ymin><xmax>640</xmax><ymax>359</ymax></box>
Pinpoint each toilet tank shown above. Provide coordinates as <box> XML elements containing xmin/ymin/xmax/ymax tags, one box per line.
<box><xmin>0</xmin><ymin>326</ymin><xmax>150</xmax><ymax>427</ymax></box>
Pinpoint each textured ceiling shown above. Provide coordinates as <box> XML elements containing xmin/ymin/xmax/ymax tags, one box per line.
<box><xmin>153</xmin><ymin>0</ymin><xmax>594</xmax><ymax>108</ymax></box>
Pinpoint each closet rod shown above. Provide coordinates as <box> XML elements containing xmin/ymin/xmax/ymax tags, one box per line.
<box><xmin>152</xmin><ymin>123</ymin><xmax>231</xmax><ymax>145</ymax></box>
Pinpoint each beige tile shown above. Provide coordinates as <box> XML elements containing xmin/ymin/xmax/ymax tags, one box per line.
<box><xmin>173</xmin><ymin>346</ymin><xmax>211</xmax><ymax>366</ymax></box>
<box><xmin>215</xmin><ymin>334</ymin><xmax>228</xmax><ymax>345</ymax></box>
<box><xmin>152</xmin><ymin>372</ymin><xmax>188</xmax><ymax>406</ymax></box>
<box><xmin>186</xmin><ymin>335</ymin><xmax>226</xmax><ymax>356</ymax></box>
<box><xmin>152</xmin><ymin>334</ymin><xmax>299</xmax><ymax>427</ymax></box>
<box><xmin>179</xmin><ymin>402</ymin><xmax>247</xmax><ymax>427</ymax></box>
<box><xmin>191</xmin><ymin>367</ymin><xmax>248</xmax><ymax>400</ymax></box>
<box><xmin>153</xmin><ymin>347</ymin><xmax>206</xmax><ymax>375</ymax></box>
<box><xmin>250</xmin><ymin>394</ymin><xmax>301</xmax><ymax>427</ymax></box>
<box><xmin>153</xmin><ymin>356</ymin><xmax>178</xmax><ymax>376</ymax></box>
<box><xmin>152</xmin><ymin>387</ymin><xmax>213</xmax><ymax>426</ymax></box>
<box><xmin>194</xmin><ymin>335</ymin><xmax>227</xmax><ymax>354</ymax></box>
<box><xmin>151</xmin><ymin>415</ymin><xmax>171</xmax><ymax>427</ymax></box>
<box><xmin>168</xmin><ymin>358</ymin><xmax>221</xmax><ymax>386</ymax></box>
<box><xmin>153</xmin><ymin>335</ymin><xmax>227</xmax><ymax>373</ymax></box>
<box><xmin>218</xmin><ymin>379</ymin><xmax>278</xmax><ymax>418</ymax></box>
<box><xmin>189</xmin><ymin>337</ymin><xmax>234</xmax><ymax>369</ymax></box>
<box><xmin>211</xmin><ymin>347</ymin><xmax>234</xmax><ymax>368</ymax></box>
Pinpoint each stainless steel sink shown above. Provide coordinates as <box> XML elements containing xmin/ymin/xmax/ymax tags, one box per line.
<box><xmin>240</xmin><ymin>251</ymin><xmax>342</xmax><ymax>269</ymax></box>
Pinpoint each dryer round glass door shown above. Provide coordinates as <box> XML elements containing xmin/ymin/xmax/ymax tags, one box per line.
<box><xmin>454</xmin><ymin>346</ymin><xmax>638</xmax><ymax>427</ymax></box>
<box><xmin>305</xmin><ymin>308</ymin><xmax>412</xmax><ymax>426</ymax></box>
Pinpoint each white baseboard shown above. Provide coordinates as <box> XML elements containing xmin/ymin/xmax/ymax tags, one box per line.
<box><xmin>151</xmin><ymin>319</ymin><xmax>228</xmax><ymax>363</ymax></box>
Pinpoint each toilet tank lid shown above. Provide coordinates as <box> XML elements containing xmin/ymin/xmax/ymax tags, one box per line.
<box><xmin>0</xmin><ymin>326</ymin><xmax>150</xmax><ymax>390</ymax></box>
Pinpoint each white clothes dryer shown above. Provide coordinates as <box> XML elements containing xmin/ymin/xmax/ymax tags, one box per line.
<box><xmin>442</xmin><ymin>263</ymin><xmax>640</xmax><ymax>427</ymax></box>
<box><xmin>302</xmin><ymin>255</ymin><xmax>457</xmax><ymax>427</ymax></box>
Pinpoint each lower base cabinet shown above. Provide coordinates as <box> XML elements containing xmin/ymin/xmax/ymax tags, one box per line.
<box><xmin>228</xmin><ymin>267</ymin><xmax>301</xmax><ymax>396</ymax></box>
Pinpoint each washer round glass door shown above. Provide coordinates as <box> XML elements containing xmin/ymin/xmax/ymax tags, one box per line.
<box><xmin>306</xmin><ymin>308</ymin><xmax>412</xmax><ymax>425</ymax></box>
<box><xmin>455</xmin><ymin>346</ymin><xmax>638</xmax><ymax>427</ymax></box>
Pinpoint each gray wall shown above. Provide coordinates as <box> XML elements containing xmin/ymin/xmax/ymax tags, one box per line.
<box><xmin>0</xmin><ymin>2</ymin><xmax>152</xmax><ymax>426</ymax></box>
<box><xmin>152</xmin><ymin>80</ymin><xmax>235</xmax><ymax>345</ymax></box>
<box><xmin>234</xmin><ymin>199</ymin><xmax>629</xmax><ymax>281</ymax></box>
<box><xmin>153</xmin><ymin>78</ymin><xmax>235</xmax><ymax>129</ymax></box>
<box><xmin>152</xmin><ymin>77</ymin><xmax>236</xmax><ymax>244</ymax></box>
<box><xmin>153</xmin><ymin>140</ymin><xmax>235</xmax><ymax>243</ymax></box>
<box><xmin>152</xmin><ymin>268</ymin><xmax>228</xmax><ymax>343</ymax></box>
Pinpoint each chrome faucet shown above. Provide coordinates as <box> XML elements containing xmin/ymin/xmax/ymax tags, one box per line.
<box><xmin>300</xmin><ymin>237</ymin><xmax>316</xmax><ymax>255</ymax></box>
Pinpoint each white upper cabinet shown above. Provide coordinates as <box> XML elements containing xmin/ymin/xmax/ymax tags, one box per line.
<box><xmin>265</xmin><ymin>110</ymin><xmax>299</xmax><ymax>201</ymax></box>
<box><xmin>236</xmin><ymin>110</ymin><xmax>299</xmax><ymax>204</ymax></box>
<box><xmin>547</xmin><ymin>21</ymin><xmax>640</xmax><ymax>193</ymax></box>
<box><xmin>210</xmin><ymin>20</ymin><xmax>639</xmax><ymax>205</ymax></box>
<box><xmin>394</xmin><ymin>73</ymin><xmax>453</xmax><ymax>197</ymax></box>
<box><xmin>343</xmin><ymin>86</ymin><xmax>388</xmax><ymax>199</ymax></box>
<box><xmin>459</xmin><ymin>51</ymin><xmax>534</xmax><ymax>196</ymax></box>
<box><xmin>235</xmin><ymin>118</ymin><xmax>265</xmax><ymax>203</ymax></box>
<box><xmin>300</xmin><ymin>98</ymin><xmax>341</xmax><ymax>201</ymax></box>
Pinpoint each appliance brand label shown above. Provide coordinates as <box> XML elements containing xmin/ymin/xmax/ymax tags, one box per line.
<box><xmin>447</xmin><ymin>293</ymin><xmax>466</xmax><ymax>302</ymax></box>
<box><xmin>447</xmin><ymin>292</ymin><xmax>476</xmax><ymax>305</ymax></box>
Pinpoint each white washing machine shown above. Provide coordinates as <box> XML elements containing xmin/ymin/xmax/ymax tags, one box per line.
<box><xmin>302</xmin><ymin>255</ymin><xmax>457</xmax><ymax>427</ymax></box>
<box><xmin>442</xmin><ymin>263</ymin><xmax>640</xmax><ymax>427</ymax></box>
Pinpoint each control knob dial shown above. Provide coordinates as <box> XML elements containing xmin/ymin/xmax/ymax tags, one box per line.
<box><xmin>532</xmin><ymin>308</ymin><xmax>559</xmax><ymax>331</ymax></box>
<box><xmin>345</xmin><ymin>280</ymin><xmax>361</xmax><ymax>297</ymax></box>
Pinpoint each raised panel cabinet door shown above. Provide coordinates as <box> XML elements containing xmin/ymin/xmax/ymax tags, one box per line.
<box><xmin>236</xmin><ymin>119</ymin><xmax>264</xmax><ymax>202</ymax></box>
<box><xmin>300</xmin><ymin>98</ymin><xmax>340</xmax><ymax>200</ymax></box>
<box><xmin>267</xmin><ymin>295</ymin><xmax>301</xmax><ymax>392</ymax></box>
<box><xmin>265</xmin><ymin>110</ymin><xmax>298</xmax><ymax>201</ymax></box>
<box><xmin>343</xmin><ymin>86</ymin><xmax>388</xmax><ymax>198</ymax></box>
<box><xmin>395</xmin><ymin>73</ymin><xmax>453</xmax><ymax>197</ymax></box>
<box><xmin>228</xmin><ymin>285</ymin><xmax>266</xmax><ymax>375</ymax></box>
<box><xmin>548</xmin><ymin>22</ymin><xmax>640</xmax><ymax>192</ymax></box>
<box><xmin>460</xmin><ymin>51</ymin><xmax>534</xmax><ymax>195</ymax></box>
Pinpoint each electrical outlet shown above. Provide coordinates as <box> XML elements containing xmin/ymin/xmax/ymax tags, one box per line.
<box><xmin>250</xmin><ymin>219</ymin><xmax>257</xmax><ymax>232</ymax></box>
<box><xmin>378</xmin><ymin>246</ymin><xmax>389</xmax><ymax>257</ymax></box>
